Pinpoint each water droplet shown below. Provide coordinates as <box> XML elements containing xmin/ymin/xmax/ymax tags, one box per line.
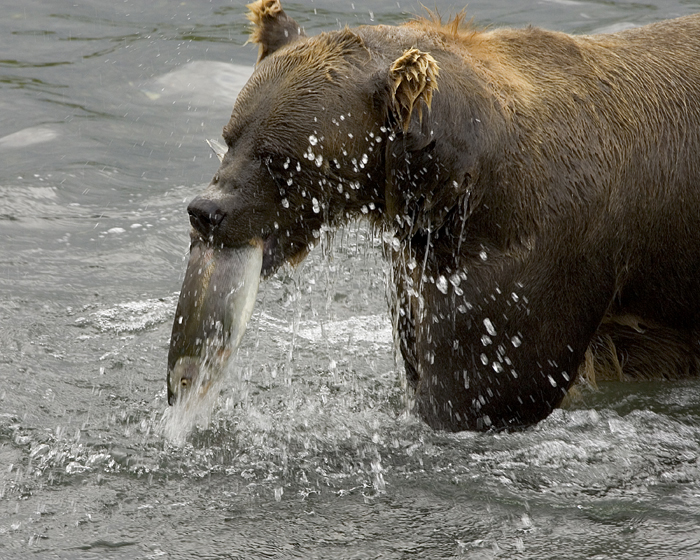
<box><xmin>315</xmin><ymin>154</ymin><xmax>323</xmax><ymax>167</ymax></box>
<box><xmin>308</xmin><ymin>134</ymin><xmax>318</xmax><ymax>146</ymax></box>
<box><xmin>511</xmin><ymin>335</ymin><xmax>521</xmax><ymax>347</ymax></box>
<box><xmin>436</xmin><ymin>275</ymin><xmax>448</xmax><ymax>294</ymax></box>
<box><xmin>483</xmin><ymin>318</ymin><xmax>497</xmax><ymax>336</ymax></box>
<box><xmin>371</xmin><ymin>458</ymin><xmax>385</xmax><ymax>493</ymax></box>
<box><xmin>312</xmin><ymin>198</ymin><xmax>320</xmax><ymax>213</ymax></box>
<box><xmin>281</xmin><ymin>198</ymin><xmax>290</xmax><ymax>209</ymax></box>
<box><xmin>492</xmin><ymin>362</ymin><xmax>503</xmax><ymax>373</ymax></box>
<box><xmin>481</xmin><ymin>335</ymin><xmax>492</xmax><ymax>346</ymax></box>
<box><xmin>480</xmin><ymin>353</ymin><xmax>488</xmax><ymax>365</ymax></box>
<box><xmin>480</xmin><ymin>250</ymin><xmax>488</xmax><ymax>261</ymax></box>
<box><xmin>548</xmin><ymin>375</ymin><xmax>557</xmax><ymax>387</ymax></box>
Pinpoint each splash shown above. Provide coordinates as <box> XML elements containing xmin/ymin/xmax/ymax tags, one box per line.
<box><xmin>159</xmin><ymin>362</ymin><xmax>234</xmax><ymax>446</ymax></box>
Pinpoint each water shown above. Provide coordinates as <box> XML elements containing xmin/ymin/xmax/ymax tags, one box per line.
<box><xmin>2</xmin><ymin>0</ymin><xmax>700</xmax><ymax>557</ymax></box>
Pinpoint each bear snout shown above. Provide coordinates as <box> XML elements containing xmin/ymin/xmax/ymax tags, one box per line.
<box><xmin>187</xmin><ymin>196</ymin><xmax>226</xmax><ymax>238</ymax></box>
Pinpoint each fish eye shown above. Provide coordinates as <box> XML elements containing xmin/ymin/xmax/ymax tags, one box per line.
<box><xmin>180</xmin><ymin>378</ymin><xmax>190</xmax><ymax>389</ymax></box>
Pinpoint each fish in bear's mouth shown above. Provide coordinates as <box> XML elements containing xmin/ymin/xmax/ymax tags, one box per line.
<box><xmin>166</xmin><ymin>237</ymin><xmax>263</xmax><ymax>405</ymax></box>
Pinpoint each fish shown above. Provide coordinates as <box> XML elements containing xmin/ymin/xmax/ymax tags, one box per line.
<box><xmin>167</xmin><ymin>238</ymin><xmax>262</xmax><ymax>405</ymax></box>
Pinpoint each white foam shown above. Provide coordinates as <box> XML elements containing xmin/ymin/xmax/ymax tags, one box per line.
<box><xmin>141</xmin><ymin>61</ymin><xmax>254</xmax><ymax>106</ymax></box>
<box><xmin>0</xmin><ymin>126</ymin><xmax>58</xmax><ymax>150</ymax></box>
<box><xmin>82</xmin><ymin>296</ymin><xmax>177</xmax><ymax>333</ymax></box>
<box><xmin>257</xmin><ymin>312</ymin><xmax>393</xmax><ymax>346</ymax></box>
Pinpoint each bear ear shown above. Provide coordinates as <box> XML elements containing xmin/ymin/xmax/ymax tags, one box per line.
<box><xmin>247</xmin><ymin>0</ymin><xmax>306</xmax><ymax>64</ymax></box>
<box><xmin>388</xmin><ymin>48</ymin><xmax>440</xmax><ymax>131</ymax></box>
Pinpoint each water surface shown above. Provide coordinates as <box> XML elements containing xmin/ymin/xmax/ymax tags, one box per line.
<box><xmin>1</xmin><ymin>1</ymin><xmax>700</xmax><ymax>558</ymax></box>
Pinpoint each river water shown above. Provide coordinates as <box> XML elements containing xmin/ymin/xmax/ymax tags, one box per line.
<box><xmin>1</xmin><ymin>1</ymin><xmax>700</xmax><ymax>558</ymax></box>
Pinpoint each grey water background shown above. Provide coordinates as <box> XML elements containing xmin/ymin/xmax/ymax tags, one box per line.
<box><xmin>2</xmin><ymin>0</ymin><xmax>700</xmax><ymax>557</ymax></box>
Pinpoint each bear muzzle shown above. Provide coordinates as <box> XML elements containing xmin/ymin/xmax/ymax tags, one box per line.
<box><xmin>188</xmin><ymin>196</ymin><xmax>226</xmax><ymax>239</ymax></box>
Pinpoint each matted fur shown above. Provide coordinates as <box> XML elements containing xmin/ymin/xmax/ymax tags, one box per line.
<box><xmin>246</xmin><ymin>0</ymin><xmax>304</xmax><ymax>63</ymax></box>
<box><xmin>172</xmin><ymin>2</ymin><xmax>700</xmax><ymax>430</ymax></box>
<box><xmin>388</xmin><ymin>48</ymin><xmax>440</xmax><ymax>130</ymax></box>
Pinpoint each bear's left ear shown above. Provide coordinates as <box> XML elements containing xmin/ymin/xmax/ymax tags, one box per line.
<box><xmin>247</xmin><ymin>0</ymin><xmax>305</xmax><ymax>64</ymax></box>
<box><xmin>388</xmin><ymin>48</ymin><xmax>440</xmax><ymax>131</ymax></box>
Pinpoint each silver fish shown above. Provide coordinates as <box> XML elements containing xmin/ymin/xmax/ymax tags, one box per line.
<box><xmin>167</xmin><ymin>238</ymin><xmax>262</xmax><ymax>405</ymax></box>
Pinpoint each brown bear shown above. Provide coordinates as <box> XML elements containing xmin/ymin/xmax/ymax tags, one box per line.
<box><xmin>167</xmin><ymin>0</ymin><xmax>700</xmax><ymax>431</ymax></box>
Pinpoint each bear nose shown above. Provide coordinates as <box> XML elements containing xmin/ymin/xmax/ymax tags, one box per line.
<box><xmin>187</xmin><ymin>197</ymin><xmax>226</xmax><ymax>237</ymax></box>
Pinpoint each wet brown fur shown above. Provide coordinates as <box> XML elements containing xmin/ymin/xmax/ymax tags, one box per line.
<box><xmin>400</xmin><ymin>13</ymin><xmax>700</xmax><ymax>389</ymax></box>
<box><xmin>247</xmin><ymin>0</ymin><xmax>305</xmax><ymax>63</ymax></box>
<box><xmin>184</xmin><ymin>4</ymin><xmax>700</xmax><ymax>430</ymax></box>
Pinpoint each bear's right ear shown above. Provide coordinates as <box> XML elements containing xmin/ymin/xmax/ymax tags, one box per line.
<box><xmin>247</xmin><ymin>0</ymin><xmax>305</xmax><ymax>64</ymax></box>
<box><xmin>388</xmin><ymin>48</ymin><xmax>439</xmax><ymax>131</ymax></box>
